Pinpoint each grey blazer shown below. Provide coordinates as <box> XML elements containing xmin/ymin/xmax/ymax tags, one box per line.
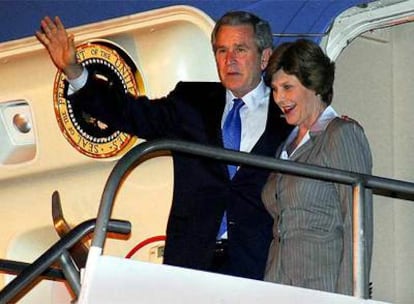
<box><xmin>261</xmin><ymin>117</ymin><xmax>373</xmax><ymax>295</ymax></box>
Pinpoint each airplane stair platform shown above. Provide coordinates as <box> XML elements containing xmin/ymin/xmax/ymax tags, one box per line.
<box><xmin>77</xmin><ymin>253</ymin><xmax>388</xmax><ymax>304</ymax></box>
<box><xmin>2</xmin><ymin>139</ymin><xmax>414</xmax><ymax>303</ymax></box>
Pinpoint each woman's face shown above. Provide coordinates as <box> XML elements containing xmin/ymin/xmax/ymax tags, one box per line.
<box><xmin>271</xmin><ymin>69</ymin><xmax>323</xmax><ymax>129</ymax></box>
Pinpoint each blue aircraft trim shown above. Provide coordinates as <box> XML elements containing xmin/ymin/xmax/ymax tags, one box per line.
<box><xmin>0</xmin><ymin>0</ymin><xmax>371</xmax><ymax>44</ymax></box>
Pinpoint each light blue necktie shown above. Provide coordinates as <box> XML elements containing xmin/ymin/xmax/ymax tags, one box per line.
<box><xmin>218</xmin><ymin>98</ymin><xmax>244</xmax><ymax>239</ymax></box>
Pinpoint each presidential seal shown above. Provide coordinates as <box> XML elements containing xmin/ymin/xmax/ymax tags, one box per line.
<box><xmin>53</xmin><ymin>39</ymin><xmax>145</xmax><ymax>158</ymax></box>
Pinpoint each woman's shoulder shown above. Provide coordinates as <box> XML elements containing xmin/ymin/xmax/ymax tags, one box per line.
<box><xmin>327</xmin><ymin>115</ymin><xmax>365</xmax><ymax>134</ymax></box>
<box><xmin>321</xmin><ymin>116</ymin><xmax>370</xmax><ymax>152</ymax></box>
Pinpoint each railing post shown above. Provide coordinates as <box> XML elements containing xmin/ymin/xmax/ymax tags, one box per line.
<box><xmin>353</xmin><ymin>181</ymin><xmax>368</xmax><ymax>298</ymax></box>
<box><xmin>58</xmin><ymin>249</ymin><xmax>81</xmax><ymax>297</ymax></box>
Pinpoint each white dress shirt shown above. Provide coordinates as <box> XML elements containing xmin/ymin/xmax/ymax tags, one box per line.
<box><xmin>223</xmin><ymin>80</ymin><xmax>270</xmax><ymax>153</ymax></box>
<box><xmin>67</xmin><ymin>67</ymin><xmax>88</xmax><ymax>95</ymax></box>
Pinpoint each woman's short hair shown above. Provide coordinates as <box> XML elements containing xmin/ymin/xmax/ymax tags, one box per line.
<box><xmin>265</xmin><ymin>39</ymin><xmax>335</xmax><ymax>105</ymax></box>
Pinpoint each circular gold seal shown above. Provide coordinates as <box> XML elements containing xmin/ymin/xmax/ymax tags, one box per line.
<box><xmin>53</xmin><ymin>39</ymin><xmax>145</xmax><ymax>158</ymax></box>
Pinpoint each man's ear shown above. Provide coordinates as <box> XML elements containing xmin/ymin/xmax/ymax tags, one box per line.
<box><xmin>260</xmin><ymin>48</ymin><xmax>273</xmax><ymax>70</ymax></box>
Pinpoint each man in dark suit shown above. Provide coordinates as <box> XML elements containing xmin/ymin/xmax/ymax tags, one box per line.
<box><xmin>36</xmin><ymin>11</ymin><xmax>291</xmax><ymax>280</ymax></box>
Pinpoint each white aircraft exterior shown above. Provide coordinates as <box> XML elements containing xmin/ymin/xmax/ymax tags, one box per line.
<box><xmin>0</xmin><ymin>1</ymin><xmax>413</xmax><ymax>303</ymax></box>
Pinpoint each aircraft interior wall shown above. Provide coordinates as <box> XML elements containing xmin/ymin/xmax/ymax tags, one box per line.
<box><xmin>334</xmin><ymin>22</ymin><xmax>414</xmax><ymax>304</ymax></box>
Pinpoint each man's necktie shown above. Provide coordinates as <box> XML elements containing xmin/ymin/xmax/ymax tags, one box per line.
<box><xmin>218</xmin><ymin>98</ymin><xmax>244</xmax><ymax>239</ymax></box>
<box><xmin>222</xmin><ymin>98</ymin><xmax>244</xmax><ymax>178</ymax></box>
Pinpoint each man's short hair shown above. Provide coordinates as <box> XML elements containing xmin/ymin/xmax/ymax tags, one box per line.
<box><xmin>211</xmin><ymin>11</ymin><xmax>273</xmax><ymax>53</ymax></box>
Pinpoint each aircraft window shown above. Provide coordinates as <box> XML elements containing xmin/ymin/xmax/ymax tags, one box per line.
<box><xmin>0</xmin><ymin>100</ymin><xmax>36</xmax><ymax>165</ymax></box>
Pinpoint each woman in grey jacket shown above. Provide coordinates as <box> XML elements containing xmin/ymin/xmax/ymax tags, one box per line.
<box><xmin>262</xmin><ymin>39</ymin><xmax>373</xmax><ymax>295</ymax></box>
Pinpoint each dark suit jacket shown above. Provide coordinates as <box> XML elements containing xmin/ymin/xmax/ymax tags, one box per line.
<box><xmin>68</xmin><ymin>72</ymin><xmax>291</xmax><ymax>280</ymax></box>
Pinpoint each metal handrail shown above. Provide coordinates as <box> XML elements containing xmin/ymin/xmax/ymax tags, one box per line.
<box><xmin>0</xmin><ymin>259</ymin><xmax>65</xmax><ymax>281</ymax></box>
<box><xmin>90</xmin><ymin>139</ymin><xmax>414</xmax><ymax>299</ymax></box>
<box><xmin>0</xmin><ymin>219</ymin><xmax>131</xmax><ymax>303</ymax></box>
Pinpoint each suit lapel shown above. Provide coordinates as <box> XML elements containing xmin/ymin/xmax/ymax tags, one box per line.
<box><xmin>251</xmin><ymin>94</ymin><xmax>290</xmax><ymax>156</ymax></box>
<box><xmin>203</xmin><ymin>85</ymin><xmax>226</xmax><ymax>148</ymax></box>
<box><xmin>288</xmin><ymin>116</ymin><xmax>336</xmax><ymax>161</ymax></box>
<box><xmin>199</xmin><ymin>85</ymin><xmax>231</xmax><ymax>178</ymax></box>
<box><xmin>288</xmin><ymin>140</ymin><xmax>314</xmax><ymax>161</ymax></box>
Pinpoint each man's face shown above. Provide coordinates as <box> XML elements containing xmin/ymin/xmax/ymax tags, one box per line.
<box><xmin>214</xmin><ymin>25</ymin><xmax>270</xmax><ymax>98</ymax></box>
